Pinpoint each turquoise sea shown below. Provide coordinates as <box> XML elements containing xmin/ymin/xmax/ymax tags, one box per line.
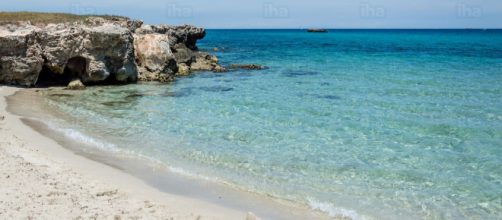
<box><xmin>42</xmin><ymin>30</ymin><xmax>502</xmax><ymax>219</ymax></box>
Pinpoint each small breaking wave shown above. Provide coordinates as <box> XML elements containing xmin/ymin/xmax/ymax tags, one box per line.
<box><xmin>46</xmin><ymin>122</ymin><xmax>221</xmax><ymax>183</ymax></box>
<box><xmin>167</xmin><ymin>166</ymin><xmax>221</xmax><ymax>182</ymax></box>
<box><xmin>307</xmin><ymin>198</ymin><xmax>372</xmax><ymax>220</ymax></box>
<box><xmin>45</xmin><ymin>121</ymin><xmax>371</xmax><ymax>220</ymax></box>
<box><xmin>46</xmin><ymin>122</ymin><xmax>119</xmax><ymax>152</ymax></box>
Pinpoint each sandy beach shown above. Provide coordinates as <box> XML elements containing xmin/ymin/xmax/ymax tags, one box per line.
<box><xmin>0</xmin><ymin>86</ymin><xmax>257</xmax><ymax>220</ymax></box>
<box><xmin>2</xmin><ymin>5</ymin><xmax>501</xmax><ymax>219</ymax></box>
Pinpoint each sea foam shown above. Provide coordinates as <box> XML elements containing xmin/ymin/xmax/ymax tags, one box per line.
<box><xmin>307</xmin><ymin>198</ymin><xmax>371</xmax><ymax>220</ymax></box>
<box><xmin>46</xmin><ymin>122</ymin><xmax>118</xmax><ymax>152</ymax></box>
<box><xmin>47</xmin><ymin>121</ymin><xmax>222</xmax><ymax>182</ymax></box>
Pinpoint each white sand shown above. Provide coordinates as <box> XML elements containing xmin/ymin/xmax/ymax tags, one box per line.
<box><xmin>0</xmin><ymin>86</ymin><xmax>259</xmax><ymax>220</ymax></box>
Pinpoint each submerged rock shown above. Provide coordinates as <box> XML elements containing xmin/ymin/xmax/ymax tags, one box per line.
<box><xmin>229</xmin><ymin>64</ymin><xmax>266</xmax><ymax>70</ymax></box>
<box><xmin>213</xmin><ymin>65</ymin><xmax>228</xmax><ymax>73</ymax></box>
<box><xmin>67</xmin><ymin>79</ymin><xmax>86</xmax><ymax>90</ymax></box>
<box><xmin>198</xmin><ymin>86</ymin><xmax>234</xmax><ymax>92</ymax></box>
<box><xmin>49</xmin><ymin>93</ymin><xmax>74</xmax><ymax>97</ymax></box>
<box><xmin>125</xmin><ymin>93</ymin><xmax>144</xmax><ymax>98</ymax></box>
<box><xmin>282</xmin><ymin>70</ymin><xmax>319</xmax><ymax>77</ymax></box>
<box><xmin>101</xmin><ymin>100</ymin><xmax>130</xmax><ymax>107</ymax></box>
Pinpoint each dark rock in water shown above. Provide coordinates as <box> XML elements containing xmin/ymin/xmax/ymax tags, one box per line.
<box><xmin>125</xmin><ymin>93</ymin><xmax>145</xmax><ymax>98</ymax></box>
<box><xmin>299</xmin><ymin>93</ymin><xmax>341</xmax><ymax>100</ymax></box>
<box><xmin>307</xmin><ymin>29</ymin><xmax>328</xmax><ymax>33</ymax></box>
<box><xmin>162</xmin><ymin>87</ymin><xmax>193</xmax><ymax>97</ymax></box>
<box><xmin>199</xmin><ymin>73</ymin><xmax>224</xmax><ymax>79</ymax></box>
<box><xmin>199</xmin><ymin>86</ymin><xmax>234</xmax><ymax>92</ymax></box>
<box><xmin>162</xmin><ymin>92</ymin><xmax>188</xmax><ymax>98</ymax></box>
<box><xmin>316</xmin><ymin>95</ymin><xmax>341</xmax><ymax>100</ymax></box>
<box><xmin>213</xmin><ymin>66</ymin><xmax>229</xmax><ymax>73</ymax></box>
<box><xmin>282</xmin><ymin>70</ymin><xmax>319</xmax><ymax>77</ymax></box>
<box><xmin>228</xmin><ymin>64</ymin><xmax>266</xmax><ymax>70</ymax></box>
<box><xmin>49</xmin><ymin>93</ymin><xmax>74</xmax><ymax>97</ymax></box>
<box><xmin>320</xmin><ymin>82</ymin><xmax>331</xmax><ymax>86</ymax></box>
<box><xmin>101</xmin><ymin>101</ymin><xmax>130</xmax><ymax>107</ymax></box>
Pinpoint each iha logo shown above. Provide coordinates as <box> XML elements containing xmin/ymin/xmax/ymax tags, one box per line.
<box><xmin>456</xmin><ymin>3</ymin><xmax>482</xmax><ymax>18</ymax></box>
<box><xmin>166</xmin><ymin>3</ymin><xmax>193</xmax><ymax>18</ymax></box>
<box><xmin>263</xmin><ymin>3</ymin><xmax>289</xmax><ymax>19</ymax></box>
<box><xmin>69</xmin><ymin>3</ymin><xmax>97</xmax><ymax>15</ymax></box>
<box><xmin>359</xmin><ymin>3</ymin><xmax>386</xmax><ymax>18</ymax></box>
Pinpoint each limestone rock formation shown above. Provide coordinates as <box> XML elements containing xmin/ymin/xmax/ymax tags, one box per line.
<box><xmin>133</xmin><ymin>33</ymin><xmax>177</xmax><ymax>81</ymax></box>
<box><xmin>134</xmin><ymin>24</ymin><xmax>222</xmax><ymax>80</ymax></box>
<box><xmin>0</xmin><ymin>20</ymin><xmax>137</xmax><ymax>86</ymax></box>
<box><xmin>67</xmin><ymin>79</ymin><xmax>85</xmax><ymax>90</ymax></box>
<box><xmin>0</xmin><ymin>24</ymin><xmax>44</xmax><ymax>86</ymax></box>
<box><xmin>0</xmin><ymin>16</ymin><xmax>223</xmax><ymax>86</ymax></box>
<box><xmin>176</xmin><ymin>63</ymin><xmax>191</xmax><ymax>76</ymax></box>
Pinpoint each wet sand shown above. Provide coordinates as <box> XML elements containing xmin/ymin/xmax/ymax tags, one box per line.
<box><xmin>0</xmin><ymin>86</ymin><xmax>257</xmax><ymax>220</ymax></box>
<box><xmin>1</xmin><ymin>86</ymin><xmax>333</xmax><ymax>220</ymax></box>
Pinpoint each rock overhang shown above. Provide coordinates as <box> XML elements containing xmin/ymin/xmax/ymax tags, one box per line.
<box><xmin>0</xmin><ymin>16</ymin><xmax>222</xmax><ymax>87</ymax></box>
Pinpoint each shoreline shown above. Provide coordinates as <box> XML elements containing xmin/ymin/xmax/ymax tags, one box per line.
<box><xmin>0</xmin><ymin>86</ymin><xmax>254</xmax><ymax>219</ymax></box>
<box><xmin>1</xmin><ymin>86</ymin><xmax>333</xmax><ymax>220</ymax></box>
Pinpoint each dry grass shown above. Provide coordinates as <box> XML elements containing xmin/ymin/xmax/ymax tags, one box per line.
<box><xmin>0</xmin><ymin>11</ymin><xmax>128</xmax><ymax>25</ymax></box>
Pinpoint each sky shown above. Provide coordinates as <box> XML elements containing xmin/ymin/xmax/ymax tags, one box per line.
<box><xmin>2</xmin><ymin>0</ymin><xmax>502</xmax><ymax>28</ymax></box>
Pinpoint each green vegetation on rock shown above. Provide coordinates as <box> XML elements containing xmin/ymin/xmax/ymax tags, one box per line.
<box><xmin>0</xmin><ymin>11</ymin><xmax>127</xmax><ymax>25</ymax></box>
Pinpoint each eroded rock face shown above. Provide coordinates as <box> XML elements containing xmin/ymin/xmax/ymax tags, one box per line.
<box><xmin>0</xmin><ymin>17</ymin><xmax>222</xmax><ymax>86</ymax></box>
<box><xmin>133</xmin><ymin>33</ymin><xmax>177</xmax><ymax>81</ymax></box>
<box><xmin>0</xmin><ymin>20</ymin><xmax>137</xmax><ymax>86</ymax></box>
<box><xmin>134</xmin><ymin>24</ymin><xmax>222</xmax><ymax>81</ymax></box>
<box><xmin>0</xmin><ymin>25</ymin><xmax>44</xmax><ymax>86</ymax></box>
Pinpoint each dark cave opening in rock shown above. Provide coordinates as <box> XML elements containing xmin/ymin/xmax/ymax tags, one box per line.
<box><xmin>36</xmin><ymin>57</ymin><xmax>87</xmax><ymax>87</ymax></box>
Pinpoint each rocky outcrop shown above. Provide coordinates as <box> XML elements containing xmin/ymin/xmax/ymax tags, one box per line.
<box><xmin>133</xmin><ymin>33</ymin><xmax>177</xmax><ymax>82</ymax></box>
<box><xmin>0</xmin><ymin>25</ymin><xmax>44</xmax><ymax>86</ymax></box>
<box><xmin>0</xmin><ymin>19</ymin><xmax>137</xmax><ymax>86</ymax></box>
<box><xmin>0</xmin><ymin>16</ymin><xmax>222</xmax><ymax>86</ymax></box>
<box><xmin>228</xmin><ymin>64</ymin><xmax>266</xmax><ymax>70</ymax></box>
<box><xmin>67</xmin><ymin>79</ymin><xmax>85</xmax><ymax>90</ymax></box>
<box><xmin>133</xmin><ymin>24</ymin><xmax>221</xmax><ymax>79</ymax></box>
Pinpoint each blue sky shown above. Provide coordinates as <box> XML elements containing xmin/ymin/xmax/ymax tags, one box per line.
<box><xmin>2</xmin><ymin>0</ymin><xmax>501</xmax><ymax>28</ymax></box>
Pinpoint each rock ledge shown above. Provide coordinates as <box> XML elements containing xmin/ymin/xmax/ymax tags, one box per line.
<box><xmin>0</xmin><ymin>16</ymin><xmax>222</xmax><ymax>86</ymax></box>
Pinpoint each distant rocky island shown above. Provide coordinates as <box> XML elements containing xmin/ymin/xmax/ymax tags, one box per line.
<box><xmin>0</xmin><ymin>12</ymin><xmax>226</xmax><ymax>88</ymax></box>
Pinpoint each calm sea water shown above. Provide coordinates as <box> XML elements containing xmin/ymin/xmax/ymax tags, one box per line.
<box><xmin>43</xmin><ymin>30</ymin><xmax>502</xmax><ymax>219</ymax></box>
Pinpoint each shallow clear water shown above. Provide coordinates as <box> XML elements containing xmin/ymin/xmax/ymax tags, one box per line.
<box><xmin>43</xmin><ymin>30</ymin><xmax>502</xmax><ymax>220</ymax></box>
